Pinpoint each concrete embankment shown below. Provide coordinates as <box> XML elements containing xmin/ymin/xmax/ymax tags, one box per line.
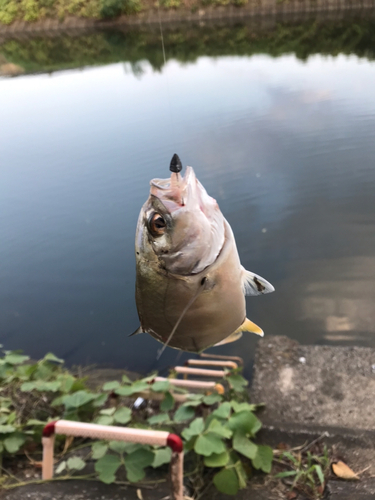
<box><xmin>252</xmin><ymin>335</ymin><xmax>375</xmax><ymax>499</ymax></box>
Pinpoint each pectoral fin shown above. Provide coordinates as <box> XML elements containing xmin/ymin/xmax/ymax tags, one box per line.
<box><xmin>129</xmin><ymin>326</ymin><xmax>144</xmax><ymax>337</ymax></box>
<box><xmin>213</xmin><ymin>317</ymin><xmax>264</xmax><ymax>346</ymax></box>
<box><xmin>241</xmin><ymin>267</ymin><xmax>275</xmax><ymax>296</ymax></box>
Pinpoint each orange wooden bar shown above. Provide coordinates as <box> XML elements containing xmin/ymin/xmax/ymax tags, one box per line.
<box><xmin>174</xmin><ymin>366</ymin><xmax>226</xmax><ymax>378</ymax></box>
<box><xmin>200</xmin><ymin>353</ymin><xmax>244</xmax><ymax>365</ymax></box>
<box><xmin>186</xmin><ymin>359</ymin><xmax>238</xmax><ymax>369</ymax></box>
<box><xmin>154</xmin><ymin>376</ymin><xmax>225</xmax><ymax>393</ymax></box>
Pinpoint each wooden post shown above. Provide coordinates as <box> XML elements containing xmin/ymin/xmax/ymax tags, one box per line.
<box><xmin>42</xmin><ymin>435</ymin><xmax>55</xmax><ymax>480</ymax></box>
<box><xmin>170</xmin><ymin>451</ymin><xmax>184</xmax><ymax>500</ymax></box>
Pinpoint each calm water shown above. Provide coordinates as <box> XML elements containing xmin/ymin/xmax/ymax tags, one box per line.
<box><xmin>1</xmin><ymin>16</ymin><xmax>375</xmax><ymax>376</ymax></box>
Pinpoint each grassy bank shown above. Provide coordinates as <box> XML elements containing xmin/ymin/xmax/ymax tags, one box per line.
<box><xmin>1</xmin><ymin>16</ymin><xmax>375</xmax><ymax>75</ymax></box>
<box><xmin>0</xmin><ymin>0</ymin><xmax>252</xmax><ymax>26</ymax></box>
<box><xmin>0</xmin><ymin>347</ymin><xmax>277</xmax><ymax>496</ymax></box>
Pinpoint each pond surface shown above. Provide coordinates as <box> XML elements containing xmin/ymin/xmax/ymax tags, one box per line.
<box><xmin>1</xmin><ymin>15</ymin><xmax>375</xmax><ymax>377</ymax></box>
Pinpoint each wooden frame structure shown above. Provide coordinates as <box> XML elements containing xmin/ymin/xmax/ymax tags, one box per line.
<box><xmin>42</xmin><ymin>421</ymin><xmax>184</xmax><ymax>500</ymax></box>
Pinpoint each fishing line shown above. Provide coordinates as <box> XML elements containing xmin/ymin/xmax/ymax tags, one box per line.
<box><xmin>156</xmin><ymin>281</ymin><xmax>206</xmax><ymax>359</ymax></box>
<box><xmin>156</xmin><ymin>1</ymin><xmax>178</xmax><ymax>153</ymax></box>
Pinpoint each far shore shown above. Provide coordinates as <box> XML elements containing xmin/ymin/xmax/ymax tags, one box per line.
<box><xmin>0</xmin><ymin>0</ymin><xmax>375</xmax><ymax>34</ymax></box>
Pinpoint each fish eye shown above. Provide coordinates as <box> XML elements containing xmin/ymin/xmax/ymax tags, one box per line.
<box><xmin>149</xmin><ymin>213</ymin><xmax>166</xmax><ymax>237</ymax></box>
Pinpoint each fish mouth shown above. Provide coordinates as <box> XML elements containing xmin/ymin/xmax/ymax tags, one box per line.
<box><xmin>150</xmin><ymin>167</ymin><xmax>197</xmax><ymax>211</ymax></box>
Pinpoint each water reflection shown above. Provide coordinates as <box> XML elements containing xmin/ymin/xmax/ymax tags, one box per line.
<box><xmin>1</xmin><ymin>17</ymin><xmax>375</xmax><ymax>376</ymax></box>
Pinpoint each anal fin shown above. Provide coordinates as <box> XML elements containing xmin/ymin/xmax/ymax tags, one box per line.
<box><xmin>214</xmin><ymin>330</ymin><xmax>243</xmax><ymax>346</ymax></box>
<box><xmin>213</xmin><ymin>317</ymin><xmax>264</xmax><ymax>346</ymax></box>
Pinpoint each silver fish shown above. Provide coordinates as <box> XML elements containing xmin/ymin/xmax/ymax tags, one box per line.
<box><xmin>134</xmin><ymin>155</ymin><xmax>274</xmax><ymax>353</ymax></box>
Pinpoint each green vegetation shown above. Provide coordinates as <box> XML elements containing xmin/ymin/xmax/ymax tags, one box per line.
<box><xmin>1</xmin><ymin>16</ymin><xmax>375</xmax><ymax>75</ymax></box>
<box><xmin>0</xmin><ymin>0</ymin><xmax>254</xmax><ymax>25</ymax></box>
<box><xmin>0</xmin><ymin>347</ymin><xmax>272</xmax><ymax>496</ymax></box>
<box><xmin>274</xmin><ymin>444</ymin><xmax>331</xmax><ymax>498</ymax></box>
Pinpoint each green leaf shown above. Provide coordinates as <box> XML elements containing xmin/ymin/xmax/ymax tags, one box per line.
<box><xmin>115</xmin><ymin>380</ymin><xmax>149</xmax><ymax>396</ymax></box>
<box><xmin>184</xmin><ymin>393</ymin><xmax>204</xmax><ymax>406</ymax></box>
<box><xmin>21</xmin><ymin>381</ymin><xmax>61</xmax><ymax>392</ymax></box>
<box><xmin>174</xmin><ymin>405</ymin><xmax>195</xmax><ymax>423</ymax></box>
<box><xmin>51</xmin><ymin>396</ymin><xmax>64</xmax><ymax>407</ymax></box>
<box><xmin>226</xmin><ymin>373</ymin><xmax>248</xmax><ymax>392</ymax></box>
<box><xmin>55</xmin><ymin>461</ymin><xmax>67</xmax><ymax>474</ymax></box>
<box><xmin>92</xmin><ymin>442</ymin><xmax>109</xmax><ymax>459</ymax></box>
<box><xmin>124</xmin><ymin>448</ymin><xmax>154</xmax><ymax>482</ymax></box>
<box><xmin>234</xmin><ymin>460</ymin><xmax>248</xmax><ymax>489</ymax></box>
<box><xmin>4</xmin><ymin>353</ymin><xmax>30</xmax><ymax>365</ymax></box>
<box><xmin>211</xmin><ymin>402</ymin><xmax>232</xmax><ymax>420</ymax></box>
<box><xmin>122</xmin><ymin>374</ymin><xmax>132</xmax><ymax>384</ymax></box>
<box><xmin>63</xmin><ymin>391</ymin><xmax>96</xmax><ymax>408</ymax></box>
<box><xmin>151</xmin><ymin>381</ymin><xmax>170</xmax><ymax>392</ymax></box>
<box><xmin>67</xmin><ymin>457</ymin><xmax>86</xmax><ymax>471</ymax></box>
<box><xmin>8</xmin><ymin>412</ymin><xmax>16</xmax><ymax>424</ymax></box>
<box><xmin>42</xmin><ymin>353</ymin><xmax>64</xmax><ymax>364</ymax></box>
<box><xmin>206</xmin><ymin>419</ymin><xmax>232</xmax><ymax>439</ymax></box>
<box><xmin>252</xmin><ymin>445</ymin><xmax>273</xmax><ymax>473</ymax></box>
<box><xmin>213</xmin><ymin>468</ymin><xmax>239</xmax><ymax>495</ymax></box>
<box><xmin>183</xmin><ymin>400</ymin><xmax>202</xmax><ymax>407</ymax></box>
<box><xmin>281</xmin><ymin>451</ymin><xmax>300</xmax><ymax>466</ymax></box>
<box><xmin>203</xmin><ymin>393</ymin><xmax>222</xmax><ymax>405</ymax></box>
<box><xmin>57</xmin><ymin>374</ymin><xmax>76</xmax><ymax>393</ymax></box>
<box><xmin>231</xmin><ymin>401</ymin><xmax>257</xmax><ymax>413</ymax></box>
<box><xmin>194</xmin><ymin>433</ymin><xmax>226</xmax><ymax>456</ymax></box>
<box><xmin>92</xmin><ymin>393</ymin><xmax>108</xmax><ymax>408</ymax></box>
<box><xmin>113</xmin><ymin>407</ymin><xmax>132</xmax><ymax>425</ymax></box>
<box><xmin>160</xmin><ymin>392</ymin><xmax>174</xmax><ymax>412</ymax></box>
<box><xmin>274</xmin><ymin>470</ymin><xmax>298</xmax><ymax>478</ymax></box>
<box><xmin>4</xmin><ymin>433</ymin><xmax>25</xmax><ymax>453</ymax></box>
<box><xmin>152</xmin><ymin>448</ymin><xmax>172</xmax><ymax>468</ymax></box>
<box><xmin>181</xmin><ymin>417</ymin><xmax>205</xmax><ymax>440</ymax></box>
<box><xmin>99</xmin><ymin>407</ymin><xmax>116</xmax><ymax>416</ymax></box>
<box><xmin>95</xmin><ymin>454</ymin><xmax>122</xmax><ymax>484</ymax></box>
<box><xmin>204</xmin><ymin>450</ymin><xmax>230</xmax><ymax>467</ymax></box>
<box><xmin>102</xmin><ymin>381</ymin><xmax>121</xmax><ymax>391</ymax></box>
<box><xmin>233</xmin><ymin>430</ymin><xmax>257</xmax><ymax>459</ymax></box>
<box><xmin>314</xmin><ymin>464</ymin><xmax>325</xmax><ymax>485</ymax></box>
<box><xmin>0</xmin><ymin>425</ymin><xmax>16</xmax><ymax>433</ymax></box>
<box><xmin>109</xmin><ymin>441</ymin><xmax>131</xmax><ymax>454</ymax></box>
<box><xmin>228</xmin><ymin>411</ymin><xmax>262</xmax><ymax>436</ymax></box>
<box><xmin>95</xmin><ymin>416</ymin><xmax>114</xmax><ymax>425</ymax></box>
<box><xmin>117</xmin><ymin>442</ymin><xmax>144</xmax><ymax>454</ymax></box>
<box><xmin>186</xmin><ymin>394</ymin><xmax>204</xmax><ymax>401</ymax></box>
<box><xmin>147</xmin><ymin>413</ymin><xmax>170</xmax><ymax>425</ymax></box>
